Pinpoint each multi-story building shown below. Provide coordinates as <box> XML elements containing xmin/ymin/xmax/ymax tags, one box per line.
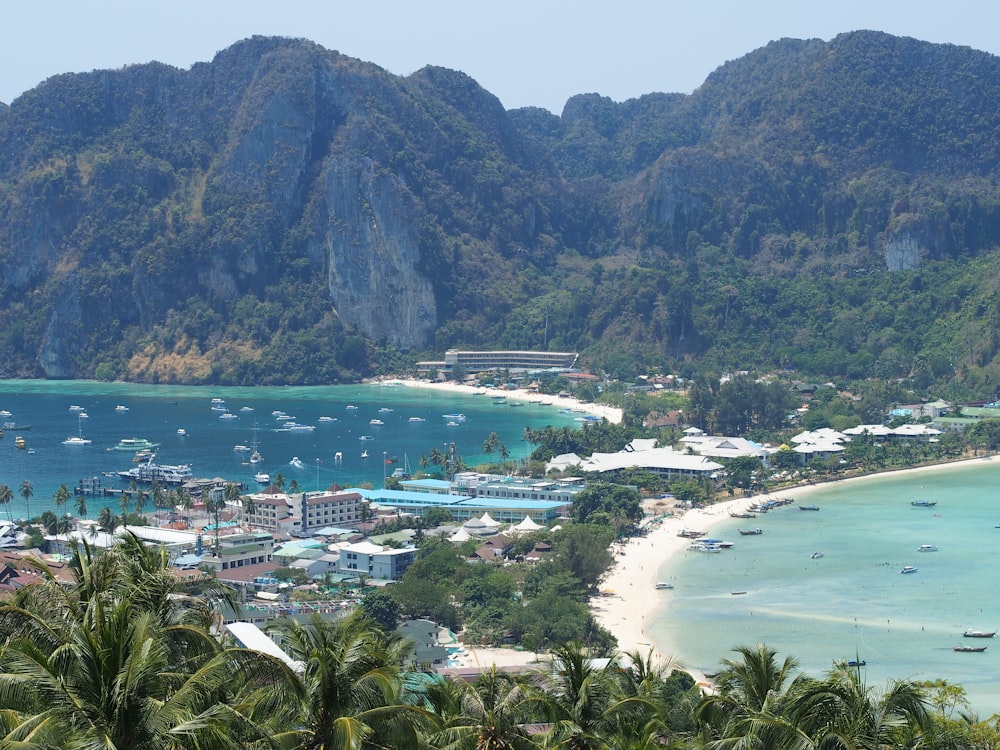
<box><xmin>242</xmin><ymin>488</ymin><xmax>362</xmax><ymax>535</ymax></box>
<box><xmin>338</xmin><ymin>541</ymin><xmax>416</xmax><ymax>581</ymax></box>
<box><xmin>416</xmin><ymin>349</ymin><xmax>578</xmax><ymax>377</ymax></box>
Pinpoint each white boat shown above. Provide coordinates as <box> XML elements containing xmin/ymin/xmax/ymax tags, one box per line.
<box><xmin>408</xmin><ymin>417</ymin><xmax>426</xmax><ymax>423</ymax></box>
<box><xmin>254</xmin><ymin>472</ymin><xmax>270</xmax><ymax>484</ymax></box>
<box><xmin>234</xmin><ymin>444</ymin><xmax>251</xmax><ymax>452</ymax></box>
<box><xmin>446</xmin><ymin>421</ymin><xmax>459</xmax><ymax>427</ymax></box>
<box><xmin>359</xmin><ymin>435</ymin><xmax>374</xmax><ymax>441</ymax></box>
<box><xmin>346</xmin><ymin>405</ymin><xmax>358</xmax><ymax>411</ymax></box>
<box><xmin>219</xmin><ymin>412</ymin><xmax>238</xmax><ymax>420</ymax></box>
<box><xmin>334</xmin><ymin>451</ymin><xmax>343</xmax><ymax>461</ymax></box>
<box><xmin>361</xmin><ymin>450</ymin><xmax>368</xmax><ymax>459</ymax></box>
<box><xmin>442</xmin><ymin>413</ymin><xmax>466</xmax><ymax>421</ymax></box>
<box><xmin>240</xmin><ymin>406</ymin><xmax>254</xmax><ymax>412</ymax></box>
<box><xmin>918</xmin><ymin>544</ymin><xmax>938</xmax><ymax>552</ymax></box>
<box><xmin>369</xmin><ymin>419</ymin><xmax>384</xmax><ymax>426</ymax></box>
<box><xmin>285</xmin><ymin>423</ymin><xmax>315</xmax><ymax>431</ymax></box>
<box><xmin>114</xmin><ymin>405</ymin><xmax>129</xmax><ymax>412</ymax></box>
<box><xmin>289</xmin><ymin>456</ymin><xmax>304</xmax><ymax>469</ymax></box>
<box><xmin>811</xmin><ymin>552</ymin><xmax>824</xmax><ymax>559</ymax></box>
<box><xmin>211</xmin><ymin>398</ymin><xmax>225</xmax><ymax>404</ymax></box>
<box><xmin>378</xmin><ymin>407</ymin><xmax>394</xmax><ymax>413</ymax></box>
<box><xmin>177</xmin><ymin>428</ymin><xmax>187</xmax><ymax>436</ymax></box>
<box><xmin>68</xmin><ymin>405</ymin><xmax>83</xmax><ymax>412</ymax></box>
<box><xmin>318</xmin><ymin>416</ymin><xmax>336</xmax><ymax>422</ymax></box>
<box><xmin>118</xmin><ymin>460</ymin><xmax>193</xmax><ymax>485</ymax></box>
<box><xmin>250</xmin><ymin>451</ymin><xmax>263</xmax><ymax>464</ymax></box>
<box><xmin>900</xmin><ymin>565</ymin><xmax>918</xmax><ymax>574</ymax></box>
<box><xmin>655</xmin><ymin>582</ymin><xmax>674</xmax><ymax>590</ymax></box>
<box><xmin>63</xmin><ymin>414</ymin><xmax>91</xmax><ymax>445</ymax></box>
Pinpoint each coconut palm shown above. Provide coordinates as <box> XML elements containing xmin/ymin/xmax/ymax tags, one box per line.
<box><xmin>788</xmin><ymin>662</ymin><xmax>931</xmax><ymax>749</ymax></box>
<box><xmin>269</xmin><ymin>610</ymin><xmax>429</xmax><ymax>750</ymax></box>
<box><xmin>695</xmin><ymin>643</ymin><xmax>807</xmax><ymax>749</ymax></box>
<box><xmin>53</xmin><ymin>483</ymin><xmax>72</xmax><ymax>513</ymax></box>
<box><xmin>19</xmin><ymin>480</ymin><xmax>32</xmax><ymax>521</ymax></box>
<box><xmin>0</xmin><ymin>536</ymin><xmax>299</xmax><ymax>749</ymax></box>
<box><xmin>542</xmin><ymin>642</ymin><xmax>657</xmax><ymax>750</ymax></box>
<box><xmin>0</xmin><ymin>484</ymin><xmax>13</xmax><ymax>523</ymax></box>
<box><xmin>427</xmin><ymin>666</ymin><xmax>542</xmax><ymax>750</ymax></box>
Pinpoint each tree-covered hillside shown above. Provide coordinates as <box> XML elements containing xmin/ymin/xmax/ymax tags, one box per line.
<box><xmin>2</xmin><ymin>32</ymin><xmax>1000</xmax><ymax>396</ymax></box>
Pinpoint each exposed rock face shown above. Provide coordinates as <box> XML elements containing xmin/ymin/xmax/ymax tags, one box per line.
<box><xmin>319</xmin><ymin>158</ymin><xmax>437</xmax><ymax>348</ymax></box>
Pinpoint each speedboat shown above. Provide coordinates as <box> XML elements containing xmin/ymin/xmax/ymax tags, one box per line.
<box><xmin>369</xmin><ymin>419</ymin><xmax>384</xmax><ymax>426</ymax></box>
<box><xmin>318</xmin><ymin>416</ymin><xmax>336</xmax><ymax>422</ymax></box>
<box><xmin>177</xmin><ymin>428</ymin><xmax>187</xmax><ymax>436</ymax></box>
<box><xmin>334</xmin><ymin>451</ymin><xmax>343</xmax><ymax>460</ymax></box>
<box><xmin>361</xmin><ymin>450</ymin><xmax>368</xmax><ymax>459</ymax></box>
<box><xmin>378</xmin><ymin>407</ymin><xmax>394</xmax><ymax>413</ymax></box>
<box><xmin>918</xmin><ymin>544</ymin><xmax>938</xmax><ymax>552</ymax></box>
<box><xmin>442</xmin><ymin>413</ymin><xmax>466</xmax><ymax>421</ymax></box>
<box><xmin>911</xmin><ymin>499</ymin><xmax>937</xmax><ymax>507</ymax></box>
<box><xmin>810</xmin><ymin>552</ymin><xmax>824</xmax><ymax>559</ymax></box>
<box><xmin>289</xmin><ymin>457</ymin><xmax>304</xmax><ymax>469</ymax></box>
<box><xmin>114</xmin><ymin>405</ymin><xmax>129</xmax><ymax>412</ymax></box>
<box><xmin>408</xmin><ymin>417</ymin><xmax>426</xmax><ymax>423</ymax></box>
<box><xmin>900</xmin><ymin>566</ymin><xmax>918</xmax><ymax>574</ymax></box>
<box><xmin>654</xmin><ymin>582</ymin><xmax>674</xmax><ymax>590</ymax></box>
<box><xmin>234</xmin><ymin>444</ymin><xmax>251</xmax><ymax>452</ymax></box>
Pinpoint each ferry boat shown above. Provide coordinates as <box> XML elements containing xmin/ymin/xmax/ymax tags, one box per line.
<box><xmin>118</xmin><ymin>460</ymin><xmax>193</xmax><ymax>484</ymax></box>
<box><xmin>254</xmin><ymin>472</ymin><xmax>270</xmax><ymax>484</ymax></box>
<box><xmin>113</xmin><ymin>438</ymin><xmax>160</xmax><ymax>452</ymax></box>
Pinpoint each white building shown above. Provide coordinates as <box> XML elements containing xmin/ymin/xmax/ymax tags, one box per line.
<box><xmin>338</xmin><ymin>541</ymin><xmax>416</xmax><ymax>581</ymax></box>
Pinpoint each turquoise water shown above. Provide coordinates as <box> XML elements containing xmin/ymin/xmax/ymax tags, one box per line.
<box><xmin>655</xmin><ymin>462</ymin><xmax>1000</xmax><ymax>716</ymax></box>
<box><xmin>0</xmin><ymin>381</ymin><xmax>579</xmax><ymax>516</ymax></box>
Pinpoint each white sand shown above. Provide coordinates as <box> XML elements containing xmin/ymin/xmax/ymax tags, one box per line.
<box><xmin>383</xmin><ymin>377</ymin><xmax>623</xmax><ymax>424</ymax></box>
<box><xmin>592</xmin><ymin>456</ymin><xmax>1000</xmax><ymax>681</ymax></box>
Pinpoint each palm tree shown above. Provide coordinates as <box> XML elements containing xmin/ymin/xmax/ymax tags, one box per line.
<box><xmin>289</xmin><ymin>479</ymin><xmax>301</xmax><ymax>494</ymax></box>
<box><xmin>428</xmin><ymin>666</ymin><xmax>542</xmax><ymax>750</ymax></box>
<box><xmin>97</xmin><ymin>506</ymin><xmax>118</xmax><ymax>533</ymax></box>
<box><xmin>0</xmin><ymin>484</ymin><xmax>13</xmax><ymax>523</ymax></box>
<box><xmin>269</xmin><ymin>611</ymin><xmax>429</xmax><ymax>750</ymax></box>
<box><xmin>695</xmin><ymin>643</ymin><xmax>806</xmax><ymax>749</ymax></box>
<box><xmin>789</xmin><ymin>662</ymin><xmax>931</xmax><ymax>749</ymax></box>
<box><xmin>53</xmin><ymin>483</ymin><xmax>72</xmax><ymax>513</ymax></box>
<box><xmin>243</xmin><ymin>495</ymin><xmax>257</xmax><ymax>525</ymax></box>
<box><xmin>0</xmin><ymin>538</ymin><xmax>300</xmax><ymax>749</ymax></box>
<box><xmin>75</xmin><ymin>494</ymin><xmax>87</xmax><ymax>519</ymax></box>
<box><xmin>19</xmin><ymin>480</ymin><xmax>32</xmax><ymax>522</ymax></box>
<box><xmin>272</xmin><ymin>472</ymin><xmax>286</xmax><ymax>491</ymax></box>
<box><xmin>542</xmin><ymin>642</ymin><xmax>655</xmax><ymax>750</ymax></box>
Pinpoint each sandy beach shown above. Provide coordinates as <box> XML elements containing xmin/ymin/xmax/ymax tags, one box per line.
<box><xmin>591</xmin><ymin>455</ymin><xmax>1000</xmax><ymax>680</ymax></box>
<box><xmin>384</xmin><ymin>377</ymin><xmax>623</xmax><ymax>424</ymax></box>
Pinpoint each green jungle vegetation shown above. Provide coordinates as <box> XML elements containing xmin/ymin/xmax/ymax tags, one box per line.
<box><xmin>0</xmin><ymin>532</ymin><xmax>997</xmax><ymax>749</ymax></box>
<box><xmin>3</xmin><ymin>32</ymin><xmax>1000</xmax><ymax>400</ymax></box>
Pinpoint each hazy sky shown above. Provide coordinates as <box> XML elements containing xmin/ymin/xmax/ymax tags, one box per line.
<box><xmin>3</xmin><ymin>1</ymin><xmax>999</xmax><ymax>113</ymax></box>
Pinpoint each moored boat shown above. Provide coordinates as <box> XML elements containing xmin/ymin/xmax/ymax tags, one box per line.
<box><xmin>654</xmin><ymin>582</ymin><xmax>674</xmax><ymax>590</ymax></box>
<box><xmin>799</xmin><ymin>505</ymin><xmax>820</xmax><ymax>511</ymax></box>
<box><xmin>963</xmin><ymin>630</ymin><xmax>997</xmax><ymax>638</ymax></box>
<box><xmin>918</xmin><ymin>544</ymin><xmax>938</xmax><ymax>552</ymax></box>
<box><xmin>911</xmin><ymin>499</ymin><xmax>937</xmax><ymax>507</ymax></box>
<box><xmin>900</xmin><ymin>565</ymin><xmax>918</xmax><ymax>574</ymax></box>
<box><xmin>739</xmin><ymin>528</ymin><xmax>764</xmax><ymax>536</ymax></box>
<box><xmin>113</xmin><ymin>437</ymin><xmax>160</xmax><ymax>452</ymax></box>
<box><xmin>954</xmin><ymin>645</ymin><xmax>988</xmax><ymax>652</ymax></box>
<box><xmin>118</xmin><ymin>460</ymin><xmax>193</xmax><ymax>485</ymax></box>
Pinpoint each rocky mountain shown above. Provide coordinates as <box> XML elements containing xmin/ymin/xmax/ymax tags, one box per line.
<box><xmin>3</xmin><ymin>32</ymin><xmax>1000</xmax><ymax>393</ymax></box>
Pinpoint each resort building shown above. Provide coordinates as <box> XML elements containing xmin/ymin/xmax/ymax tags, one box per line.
<box><xmin>416</xmin><ymin>349</ymin><xmax>578</xmax><ymax>377</ymax></box>
<box><xmin>353</xmin><ymin>486</ymin><xmax>569</xmax><ymax>524</ymax></box>
<box><xmin>338</xmin><ymin>540</ymin><xmax>416</xmax><ymax>581</ymax></box>
<box><xmin>547</xmin><ymin>447</ymin><xmax>724</xmax><ymax>481</ymax></box>
<box><xmin>242</xmin><ymin>487</ymin><xmax>362</xmax><ymax>535</ymax></box>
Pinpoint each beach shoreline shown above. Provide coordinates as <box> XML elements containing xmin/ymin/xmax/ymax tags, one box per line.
<box><xmin>592</xmin><ymin>454</ymin><xmax>1000</xmax><ymax>682</ymax></box>
<box><xmin>383</xmin><ymin>377</ymin><xmax>623</xmax><ymax>424</ymax></box>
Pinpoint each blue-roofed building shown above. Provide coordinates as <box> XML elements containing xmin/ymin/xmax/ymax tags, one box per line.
<box><xmin>350</xmin><ymin>486</ymin><xmax>568</xmax><ymax>523</ymax></box>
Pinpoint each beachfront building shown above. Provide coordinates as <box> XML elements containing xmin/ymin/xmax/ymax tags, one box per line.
<box><xmin>338</xmin><ymin>540</ymin><xmax>415</xmax><ymax>581</ymax></box>
<box><xmin>675</xmin><ymin>431</ymin><xmax>774</xmax><ymax>463</ymax></box>
<box><xmin>353</xmin><ymin>486</ymin><xmax>569</xmax><ymax>524</ymax></box>
<box><xmin>548</xmin><ymin>446</ymin><xmax>724</xmax><ymax>481</ymax></box>
<box><xmin>452</xmin><ymin>472</ymin><xmax>588</xmax><ymax>505</ymax></box>
<box><xmin>416</xmin><ymin>349</ymin><xmax>578</xmax><ymax>378</ymax></box>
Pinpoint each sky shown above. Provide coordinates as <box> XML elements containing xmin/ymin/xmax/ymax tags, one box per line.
<box><xmin>3</xmin><ymin>1</ymin><xmax>1000</xmax><ymax>114</ymax></box>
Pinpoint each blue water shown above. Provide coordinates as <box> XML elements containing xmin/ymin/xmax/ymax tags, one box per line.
<box><xmin>655</xmin><ymin>462</ymin><xmax>1000</xmax><ymax>716</ymax></box>
<box><xmin>0</xmin><ymin>381</ymin><xmax>578</xmax><ymax>516</ymax></box>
